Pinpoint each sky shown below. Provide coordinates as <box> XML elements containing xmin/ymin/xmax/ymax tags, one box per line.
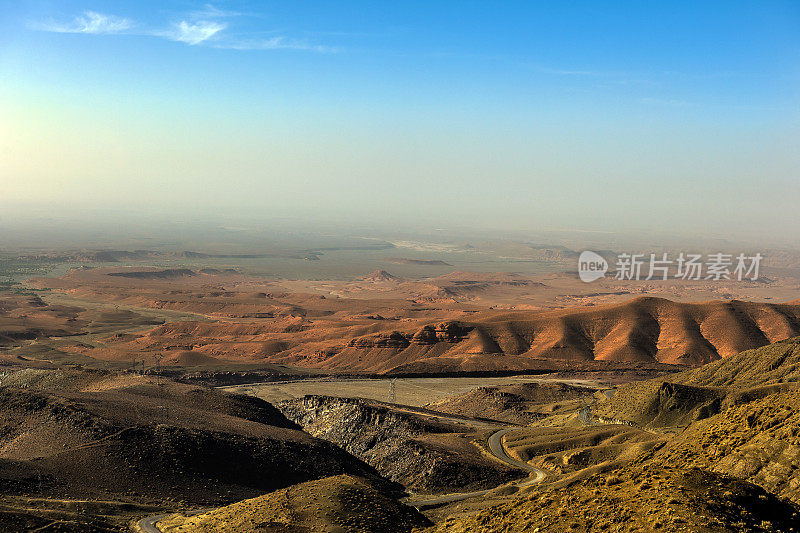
<box><xmin>1</xmin><ymin>1</ymin><xmax>799</xmax><ymax>244</ymax></box>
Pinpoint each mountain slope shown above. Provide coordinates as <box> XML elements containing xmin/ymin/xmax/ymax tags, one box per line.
<box><xmin>594</xmin><ymin>337</ymin><xmax>800</xmax><ymax>505</ymax></box>
<box><xmin>437</xmin><ymin>339</ymin><xmax>800</xmax><ymax>532</ymax></box>
<box><xmin>432</xmin><ymin>465</ymin><xmax>800</xmax><ymax>532</ymax></box>
<box><xmin>0</xmin><ymin>369</ymin><xmax>395</xmax><ymax>506</ymax></box>
<box><xmin>158</xmin><ymin>474</ymin><xmax>431</xmax><ymax>532</ymax></box>
<box><xmin>106</xmin><ymin>297</ymin><xmax>800</xmax><ymax>374</ymax></box>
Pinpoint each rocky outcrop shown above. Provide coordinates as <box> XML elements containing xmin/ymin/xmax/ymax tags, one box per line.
<box><xmin>278</xmin><ymin>395</ymin><xmax>518</xmax><ymax>493</ymax></box>
<box><xmin>347</xmin><ymin>322</ymin><xmax>474</xmax><ymax>349</ymax></box>
<box><xmin>411</xmin><ymin>322</ymin><xmax>473</xmax><ymax>345</ymax></box>
<box><xmin>348</xmin><ymin>331</ymin><xmax>410</xmax><ymax>349</ymax></box>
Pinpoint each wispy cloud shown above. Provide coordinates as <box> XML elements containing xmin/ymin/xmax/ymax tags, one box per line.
<box><xmin>29</xmin><ymin>5</ymin><xmax>332</xmax><ymax>52</ymax></box>
<box><xmin>34</xmin><ymin>11</ymin><xmax>133</xmax><ymax>34</ymax></box>
<box><xmin>160</xmin><ymin>20</ymin><xmax>227</xmax><ymax>45</ymax></box>
<box><xmin>215</xmin><ymin>36</ymin><xmax>338</xmax><ymax>53</ymax></box>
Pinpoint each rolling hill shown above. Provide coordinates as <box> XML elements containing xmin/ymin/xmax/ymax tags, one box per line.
<box><xmin>0</xmin><ymin>369</ymin><xmax>395</xmax><ymax>507</ymax></box>
<box><xmin>13</xmin><ymin>272</ymin><xmax>800</xmax><ymax>373</ymax></box>
<box><xmin>157</xmin><ymin>474</ymin><xmax>430</xmax><ymax>532</ymax></box>
<box><xmin>106</xmin><ymin>297</ymin><xmax>800</xmax><ymax>373</ymax></box>
<box><xmin>595</xmin><ymin>337</ymin><xmax>800</xmax><ymax>506</ymax></box>
<box><xmin>436</xmin><ymin>339</ymin><xmax>800</xmax><ymax>532</ymax></box>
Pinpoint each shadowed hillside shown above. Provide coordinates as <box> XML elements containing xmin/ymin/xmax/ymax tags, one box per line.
<box><xmin>107</xmin><ymin>296</ymin><xmax>800</xmax><ymax>373</ymax></box>
<box><xmin>0</xmin><ymin>369</ymin><xmax>395</xmax><ymax>507</ymax></box>
<box><xmin>597</xmin><ymin>337</ymin><xmax>800</xmax><ymax>426</ymax></box>
<box><xmin>428</xmin><ymin>381</ymin><xmax>596</xmax><ymax>424</ymax></box>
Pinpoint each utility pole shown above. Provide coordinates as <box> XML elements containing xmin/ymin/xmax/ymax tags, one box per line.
<box><xmin>154</xmin><ymin>353</ymin><xmax>167</xmax><ymax>419</ymax></box>
<box><xmin>155</xmin><ymin>354</ymin><xmax>163</xmax><ymax>387</ymax></box>
<box><xmin>579</xmin><ymin>395</ymin><xmax>591</xmax><ymax>424</ymax></box>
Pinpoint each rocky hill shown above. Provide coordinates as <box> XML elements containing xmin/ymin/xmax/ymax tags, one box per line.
<box><xmin>433</xmin><ymin>465</ymin><xmax>800</xmax><ymax>532</ymax></box>
<box><xmin>157</xmin><ymin>474</ymin><xmax>431</xmax><ymax>532</ymax></box>
<box><xmin>103</xmin><ymin>297</ymin><xmax>800</xmax><ymax>373</ymax></box>
<box><xmin>279</xmin><ymin>395</ymin><xmax>520</xmax><ymax>493</ymax></box>
<box><xmin>594</xmin><ymin>337</ymin><xmax>800</xmax><ymax>506</ymax></box>
<box><xmin>362</xmin><ymin>270</ymin><xmax>400</xmax><ymax>282</ymax></box>
<box><xmin>0</xmin><ymin>369</ymin><xmax>394</xmax><ymax>508</ymax></box>
<box><xmin>597</xmin><ymin>337</ymin><xmax>800</xmax><ymax>427</ymax></box>
<box><xmin>428</xmin><ymin>381</ymin><xmax>596</xmax><ymax>425</ymax></box>
<box><xmin>433</xmin><ymin>338</ymin><xmax>800</xmax><ymax>532</ymax></box>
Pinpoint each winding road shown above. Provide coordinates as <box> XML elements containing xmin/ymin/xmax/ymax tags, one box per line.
<box><xmin>136</xmin><ymin>513</ymin><xmax>171</xmax><ymax>533</ymax></box>
<box><xmin>488</xmin><ymin>428</ymin><xmax>546</xmax><ymax>484</ymax></box>
<box><xmin>408</xmin><ymin>427</ymin><xmax>545</xmax><ymax>509</ymax></box>
<box><xmin>135</xmin><ymin>508</ymin><xmax>210</xmax><ymax>533</ymax></box>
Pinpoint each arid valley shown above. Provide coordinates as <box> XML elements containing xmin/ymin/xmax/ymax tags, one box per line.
<box><xmin>2</xmin><ymin>239</ymin><xmax>800</xmax><ymax>531</ymax></box>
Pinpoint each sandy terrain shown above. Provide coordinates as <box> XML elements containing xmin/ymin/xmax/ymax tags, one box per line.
<box><xmin>223</xmin><ymin>375</ymin><xmax>605</xmax><ymax>407</ymax></box>
<box><xmin>3</xmin><ymin>266</ymin><xmax>797</xmax><ymax>376</ymax></box>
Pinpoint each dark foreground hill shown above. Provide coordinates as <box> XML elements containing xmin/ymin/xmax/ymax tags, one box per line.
<box><xmin>157</xmin><ymin>474</ymin><xmax>431</xmax><ymax>532</ymax></box>
<box><xmin>0</xmin><ymin>369</ymin><xmax>398</xmax><ymax>523</ymax></box>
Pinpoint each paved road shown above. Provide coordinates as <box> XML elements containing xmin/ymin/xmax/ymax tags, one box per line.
<box><xmin>136</xmin><ymin>513</ymin><xmax>171</xmax><ymax>533</ymax></box>
<box><xmin>488</xmin><ymin>428</ymin><xmax>546</xmax><ymax>484</ymax></box>
<box><xmin>409</xmin><ymin>427</ymin><xmax>545</xmax><ymax>509</ymax></box>
<box><xmin>135</xmin><ymin>508</ymin><xmax>210</xmax><ymax>533</ymax></box>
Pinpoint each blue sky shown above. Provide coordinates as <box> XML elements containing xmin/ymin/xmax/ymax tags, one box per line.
<box><xmin>1</xmin><ymin>1</ymin><xmax>799</xmax><ymax>242</ymax></box>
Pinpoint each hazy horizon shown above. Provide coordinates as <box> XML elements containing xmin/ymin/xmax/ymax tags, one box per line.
<box><xmin>1</xmin><ymin>202</ymin><xmax>798</xmax><ymax>254</ymax></box>
<box><xmin>2</xmin><ymin>1</ymin><xmax>799</xmax><ymax>246</ymax></box>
